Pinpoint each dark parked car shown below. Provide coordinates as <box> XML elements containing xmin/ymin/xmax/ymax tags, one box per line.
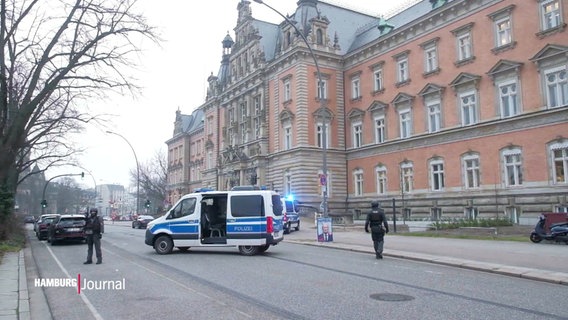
<box><xmin>47</xmin><ymin>214</ymin><xmax>86</xmax><ymax>245</ymax></box>
<box><xmin>35</xmin><ymin>214</ymin><xmax>60</xmax><ymax>240</ymax></box>
<box><xmin>24</xmin><ymin>215</ymin><xmax>36</xmax><ymax>224</ymax></box>
<box><xmin>132</xmin><ymin>215</ymin><xmax>154</xmax><ymax>229</ymax></box>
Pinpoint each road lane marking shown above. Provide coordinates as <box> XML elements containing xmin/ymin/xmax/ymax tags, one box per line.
<box><xmin>102</xmin><ymin>247</ymin><xmax>252</xmax><ymax>318</ymax></box>
<box><xmin>44</xmin><ymin>243</ymin><xmax>104</xmax><ymax>320</ymax></box>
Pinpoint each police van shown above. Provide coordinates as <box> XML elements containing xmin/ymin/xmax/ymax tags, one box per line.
<box><xmin>145</xmin><ymin>189</ymin><xmax>284</xmax><ymax>255</ymax></box>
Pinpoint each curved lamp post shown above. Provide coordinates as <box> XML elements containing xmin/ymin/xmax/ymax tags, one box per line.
<box><xmin>106</xmin><ymin>131</ymin><xmax>140</xmax><ymax>216</ymax></box>
<box><xmin>252</xmin><ymin>0</ymin><xmax>328</xmax><ymax>217</ymax></box>
<box><xmin>42</xmin><ymin>172</ymin><xmax>84</xmax><ymax>214</ymax></box>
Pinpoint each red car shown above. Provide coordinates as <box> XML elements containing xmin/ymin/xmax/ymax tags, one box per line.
<box><xmin>47</xmin><ymin>214</ymin><xmax>87</xmax><ymax>245</ymax></box>
<box><xmin>35</xmin><ymin>214</ymin><xmax>60</xmax><ymax>240</ymax></box>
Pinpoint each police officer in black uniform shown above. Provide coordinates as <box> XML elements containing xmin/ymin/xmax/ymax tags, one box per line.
<box><xmin>365</xmin><ymin>201</ymin><xmax>389</xmax><ymax>259</ymax></box>
<box><xmin>84</xmin><ymin>208</ymin><xmax>103</xmax><ymax>264</ymax></box>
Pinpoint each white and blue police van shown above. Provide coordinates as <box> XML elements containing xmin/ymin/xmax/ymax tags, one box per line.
<box><xmin>145</xmin><ymin>189</ymin><xmax>284</xmax><ymax>255</ymax></box>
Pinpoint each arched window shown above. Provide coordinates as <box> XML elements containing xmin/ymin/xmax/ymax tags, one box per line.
<box><xmin>316</xmin><ymin>29</ymin><xmax>323</xmax><ymax>45</ymax></box>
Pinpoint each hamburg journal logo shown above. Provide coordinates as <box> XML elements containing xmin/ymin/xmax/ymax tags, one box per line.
<box><xmin>34</xmin><ymin>275</ymin><xmax>126</xmax><ymax>294</ymax></box>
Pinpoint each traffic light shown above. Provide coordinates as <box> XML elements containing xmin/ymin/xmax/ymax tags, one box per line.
<box><xmin>41</xmin><ymin>199</ymin><xmax>48</xmax><ymax>208</ymax></box>
<box><xmin>145</xmin><ymin>199</ymin><xmax>151</xmax><ymax>208</ymax></box>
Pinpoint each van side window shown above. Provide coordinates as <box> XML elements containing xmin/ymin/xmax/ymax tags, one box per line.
<box><xmin>231</xmin><ymin>195</ymin><xmax>264</xmax><ymax>217</ymax></box>
<box><xmin>272</xmin><ymin>195</ymin><xmax>283</xmax><ymax>216</ymax></box>
<box><xmin>169</xmin><ymin>198</ymin><xmax>197</xmax><ymax>219</ymax></box>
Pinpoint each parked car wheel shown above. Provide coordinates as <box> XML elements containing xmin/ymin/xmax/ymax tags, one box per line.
<box><xmin>154</xmin><ymin>235</ymin><xmax>173</xmax><ymax>255</ymax></box>
<box><xmin>295</xmin><ymin>221</ymin><xmax>301</xmax><ymax>231</ymax></box>
<box><xmin>284</xmin><ymin>222</ymin><xmax>291</xmax><ymax>234</ymax></box>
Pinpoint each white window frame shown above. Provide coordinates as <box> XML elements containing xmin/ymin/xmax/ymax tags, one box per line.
<box><xmin>399</xmin><ymin>109</ymin><xmax>412</xmax><ymax>138</ymax></box>
<box><xmin>397</xmin><ymin>56</ymin><xmax>409</xmax><ymax>83</ymax></box>
<box><xmin>240</xmin><ymin>101</ymin><xmax>248</xmax><ymax>121</ymax></box>
<box><xmin>254</xmin><ymin>118</ymin><xmax>261</xmax><ymax>139</ymax></box>
<box><xmin>427</xmin><ymin>100</ymin><xmax>442</xmax><ymax>133</ymax></box>
<box><xmin>352</xmin><ymin>122</ymin><xmax>362</xmax><ymax>148</ymax></box>
<box><xmin>460</xmin><ymin>91</ymin><xmax>478</xmax><ymax>126</ymax></box>
<box><xmin>430</xmin><ymin>160</ymin><xmax>445</xmax><ymax>191</ymax></box>
<box><xmin>207</xmin><ymin>151</ymin><xmax>213</xmax><ymax>170</ymax></box>
<box><xmin>463</xmin><ymin>154</ymin><xmax>481</xmax><ymax>189</ymax></box>
<box><xmin>284</xmin><ymin>124</ymin><xmax>292</xmax><ymax>150</ymax></box>
<box><xmin>544</xmin><ymin>66</ymin><xmax>568</xmax><ymax>108</ymax></box>
<box><xmin>376</xmin><ymin>166</ymin><xmax>387</xmax><ymax>195</ymax></box>
<box><xmin>551</xmin><ymin>142</ymin><xmax>568</xmax><ymax>184</ymax></box>
<box><xmin>284</xmin><ymin>79</ymin><xmax>291</xmax><ymax>101</ymax></box>
<box><xmin>254</xmin><ymin>95</ymin><xmax>261</xmax><ymax>115</ymax></box>
<box><xmin>351</xmin><ymin>77</ymin><xmax>361</xmax><ymax>99</ymax></box>
<box><xmin>401</xmin><ymin>163</ymin><xmax>414</xmax><ymax>193</ymax></box>
<box><xmin>424</xmin><ymin>46</ymin><xmax>438</xmax><ymax>73</ymax></box>
<box><xmin>240</xmin><ymin>123</ymin><xmax>247</xmax><ymax>143</ymax></box>
<box><xmin>457</xmin><ymin>32</ymin><xmax>472</xmax><ymax>61</ymax></box>
<box><xmin>374</xmin><ymin>116</ymin><xmax>386</xmax><ymax>144</ymax></box>
<box><xmin>373</xmin><ymin>68</ymin><xmax>383</xmax><ymax>91</ymax></box>
<box><xmin>498</xmin><ymin>79</ymin><xmax>520</xmax><ymax>118</ymax></box>
<box><xmin>207</xmin><ymin>117</ymin><xmax>213</xmax><ymax>135</ymax></box>
<box><xmin>494</xmin><ymin>16</ymin><xmax>512</xmax><ymax>48</ymax></box>
<box><xmin>317</xmin><ymin>79</ymin><xmax>328</xmax><ymax>100</ymax></box>
<box><xmin>540</xmin><ymin>0</ymin><xmax>562</xmax><ymax>31</ymax></box>
<box><xmin>354</xmin><ymin>169</ymin><xmax>364</xmax><ymax>196</ymax></box>
<box><xmin>284</xmin><ymin>170</ymin><xmax>292</xmax><ymax>195</ymax></box>
<box><xmin>316</xmin><ymin>122</ymin><xmax>330</xmax><ymax>149</ymax></box>
<box><xmin>503</xmin><ymin>148</ymin><xmax>523</xmax><ymax>187</ymax></box>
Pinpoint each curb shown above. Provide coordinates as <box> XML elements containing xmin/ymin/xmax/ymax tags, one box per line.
<box><xmin>18</xmin><ymin>250</ymin><xmax>31</xmax><ymax>320</ymax></box>
<box><xmin>286</xmin><ymin>239</ymin><xmax>568</xmax><ymax>285</ymax></box>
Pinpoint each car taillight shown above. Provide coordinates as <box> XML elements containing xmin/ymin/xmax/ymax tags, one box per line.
<box><xmin>267</xmin><ymin>216</ymin><xmax>274</xmax><ymax>233</ymax></box>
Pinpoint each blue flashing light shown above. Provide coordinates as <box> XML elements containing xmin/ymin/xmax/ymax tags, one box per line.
<box><xmin>285</xmin><ymin>194</ymin><xmax>294</xmax><ymax>201</ymax></box>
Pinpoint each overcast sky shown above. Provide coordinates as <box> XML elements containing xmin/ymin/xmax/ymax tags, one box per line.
<box><xmin>58</xmin><ymin>0</ymin><xmax>415</xmax><ymax>190</ymax></box>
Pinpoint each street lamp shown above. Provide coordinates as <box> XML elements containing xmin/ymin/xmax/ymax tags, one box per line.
<box><xmin>106</xmin><ymin>131</ymin><xmax>140</xmax><ymax>216</ymax></box>
<box><xmin>253</xmin><ymin>0</ymin><xmax>328</xmax><ymax>217</ymax></box>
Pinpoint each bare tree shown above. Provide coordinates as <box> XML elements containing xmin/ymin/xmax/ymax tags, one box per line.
<box><xmin>0</xmin><ymin>0</ymin><xmax>159</xmax><ymax>225</ymax></box>
<box><xmin>131</xmin><ymin>149</ymin><xmax>167</xmax><ymax>215</ymax></box>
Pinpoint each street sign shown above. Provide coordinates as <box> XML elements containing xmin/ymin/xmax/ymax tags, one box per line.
<box><xmin>319</xmin><ymin>174</ymin><xmax>326</xmax><ymax>186</ymax></box>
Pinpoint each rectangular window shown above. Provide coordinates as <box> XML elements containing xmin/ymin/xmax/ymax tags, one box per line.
<box><xmin>374</xmin><ymin>117</ymin><xmax>385</xmax><ymax>143</ymax></box>
<box><xmin>228</xmin><ymin>108</ymin><xmax>235</xmax><ymax>124</ymax></box>
<box><xmin>553</xmin><ymin>147</ymin><xmax>568</xmax><ymax>183</ymax></box>
<box><xmin>464</xmin><ymin>157</ymin><xmax>480</xmax><ymax>188</ymax></box>
<box><xmin>240</xmin><ymin>101</ymin><xmax>248</xmax><ymax>121</ymax></box>
<box><xmin>316</xmin><ymin>123</ymin><xmax>330</xmax><ymax>148</ymax></box>
<box><xmin>545</xmin><ymin>67</ymin><xmax>568</xmax><ymax>108</ymax></box>
<box><xmin>230</xmin><ymin>195</ymin><xmax>264</xmax><ymax>217</ymax></box>
<box><xmin>284</xmin><ymin>171</ymin><xmax>292</xmax><ymax>195</ymax></box>
<box><xmin>352</xmin><ymin>123</ymin><xmax>362</xmax><ymax>148</ymax></box>
<box><xmin>254</xmin><ymin>96</ymin><xmax>261</xmax><ymax>115</ymax></box>
<box><xmin>373</xmin><ymin>69</ymin><xmax>383</xmax><ymax>91</ymax></box>
<box><xmin>284</xmin><ymin>80</ymin><xmax>291</xmax><ymax>101</ymax></box>
<box><xmin>240</xmin><ymin>123</ymin><xmax>247</xmax><ymax>143</ymax></box>
<box><xmin>460</xmin><ymin>92</ymin><xmax>477</xmax><ymax>126</ymax></box>
<box><xmin>457</xmin><ymin>33</ymin><xmax>472</xmax><ymax>61</ymax></box>
<box><xmin>401</xmin><ymin>166</ymin><xmax>413</xmax><ymax>193</ymax></box>
<box><xmin>354</xmin><ymin>171</ymin><xmax>364</xmax><ymax>196</ymax></box>
<box><xmin>499</xmin><ymin>81</ymin><xmax>520</xmax><ymax>118</ymax></box>
<box><xmin>427</xmin><ymin>102</ymin><xmax>441</xmax><ymax>133</ymax></box>
<box><xmin>541</xmin><ymin>0</ymin><xmax>561</xmax><ymax>30</ymax></box>
<box><xmin>317</xmin><ymin>79</ymin><xmax>328</xmax><ymax>100</ymax></box>
<box><xmin>284</xmin><ymin>125</ymin><xmax>292</xmax><ymax>150</ymax></box>
<box><xmin>254</xmin><ymin>118</ymin><xmax>261</xmax><ymax>139</ymax></box>
<box><xmin>207</xmin><ymin>151</ymin><xmax>213</xmax><ymax>170</ymax></box>
<box><xmin>431</xmin><ymin>162</ymin><xmax>445</xmax><ymax>191</ymax></box>
<box><xmin>399</xmin><ymin>110</ymin><xmax>411</xmax><ymax>138</ymax></box>
<box><xmin>504</xmin><ymin>153</ymin><xmax>523</xmax><ymax>186</ymax></box>
<box><xmin>376</xmin><ymin>169</ymin><xmax>387</xmax><ymax>195</ymax></box>
<box><xmin>495</xmin><ymin>17</ymin><xmax>512</xmax><ymax>47</ymax></box>
<box><xmin>465</xmin><ymin>207</ymin><xmax>478</xmax><ymax>220</ymax></box>
<box><xmin>207</xmin><ymin>117</ymin><xmax>213</xmax><ymax>135</ymax></box>
<box><xmin>425</xmin><ymin>46</ymin><xmax>438</xmax><ymax>73</ymax></box>
<box><xmin>351</xmin><ymin>78</ymin><xmax>361</xmax><ymax>99</ymax></box>
<box><xmin>397</xmin><ymin>57</ymin><xmax>409</xmax><ymax>83</ymax></box>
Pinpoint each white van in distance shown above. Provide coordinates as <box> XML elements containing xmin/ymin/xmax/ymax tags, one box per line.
<box><xmin>145</xmin><ymin>189</ymin><xmax>284</xmax><ymax>255</ymax></box>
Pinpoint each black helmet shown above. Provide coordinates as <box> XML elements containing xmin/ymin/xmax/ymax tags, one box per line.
<box><xmin>89</xmin><ymin>208</ymin><xmax>98</xmax><ymax>215</ymax></box>
<box><xmin>371</xmin><ymin>201</ymin><xmax>380</xmax><ymax>208</ymax></box>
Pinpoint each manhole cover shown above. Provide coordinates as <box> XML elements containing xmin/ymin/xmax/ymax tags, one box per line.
<box><xmin>370</xmin><ymin>293</ymin><xmax>415</xmax><ymax>302</ymax></box>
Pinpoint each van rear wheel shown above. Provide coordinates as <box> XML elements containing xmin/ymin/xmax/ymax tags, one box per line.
<box><xmin>154</xmin><ymin>236</ymin><xmax>173</xmax><ymax>254</ymax></box>
<box><xmin>238</xmin><ymin>245</ymin><xmax>260</xmax><ymax>256</ymax></box>
<box><xmin>258</xmin><ymin>244</ymin><xmax>270</xmax><ymax>253</ymax></box>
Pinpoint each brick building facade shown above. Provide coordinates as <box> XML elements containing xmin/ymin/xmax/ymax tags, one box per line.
<box><xmin>166</xmin><ymin>0</ymin><xmax>568</xmax><ymax>224</ymax></box>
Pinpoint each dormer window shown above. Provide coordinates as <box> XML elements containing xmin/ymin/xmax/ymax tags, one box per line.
<box><xmin>316</xmin><ymin>29</ymin><xmax>323</xmax><ymax>45</ymax></box>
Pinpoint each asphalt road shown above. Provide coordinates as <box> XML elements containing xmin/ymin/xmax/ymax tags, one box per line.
<box><xmin>27</xmin><ymin>224</ymin><xmax>568</xmax><ymax>320</ymax></box>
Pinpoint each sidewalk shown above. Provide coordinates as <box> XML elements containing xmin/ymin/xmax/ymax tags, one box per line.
<box><xmin>285</xmin><ymin>217</ymin><xmax>568</xmax><ymax>285</ymax></box>
<box><xmin>0</xmin><ymin>250</ymin><xmax>30</xmax><ymax>320</ymax></box>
